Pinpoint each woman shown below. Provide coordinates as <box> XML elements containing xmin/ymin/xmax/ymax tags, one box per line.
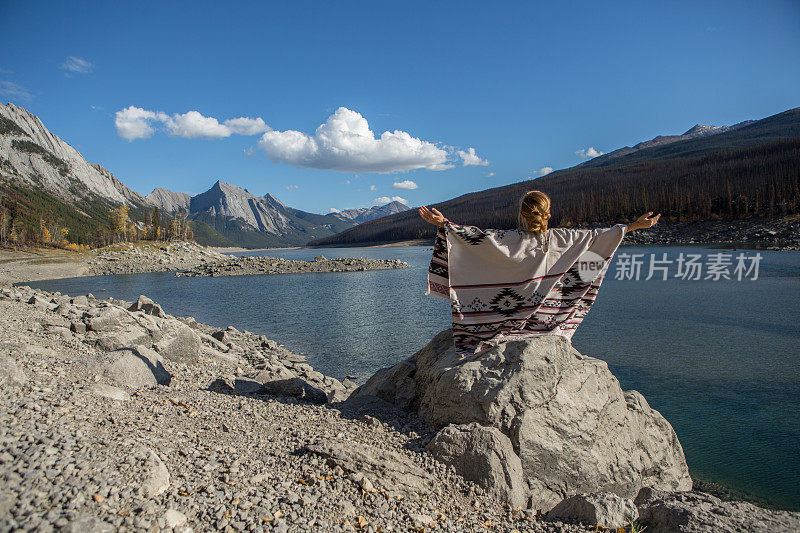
<box><xmin>419</xmin><ymin>190</ymin><xmax>660</xmax><ymax>355</ymax></box>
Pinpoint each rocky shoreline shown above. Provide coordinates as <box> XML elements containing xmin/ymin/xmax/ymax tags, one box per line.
<box><xmin>0</xmin><ymin>286</ymin><xmax>580</xmax><ymax>532</ymax></box>
<box><xmin>1</xmin><ymin>286</ymin><xmax>798</xmax><ymax>532</ymax></box>
<box><xmin>0</xmin><ymin>242</ymin><xmax>410</xmax><ymax>285</ymax></box>
<box><xmin>176</xmin><ymin>256</ymin><xmax>410</xmax><ymax>278</ymax></box>
<box><xmin>619</xmin><ymin>216</ymin><xmax>800</xmax><ymax>250</ymax></box>
<box><xmin>88</xmin><ymin>242</ymin><xmax>233</xmax><ymax>276</ymax></box>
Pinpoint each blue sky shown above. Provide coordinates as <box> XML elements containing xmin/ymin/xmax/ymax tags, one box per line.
<box><xmin>1</xmin><ymin>1</ymin><xmax>798</xmax><ymax>214</ymax></box>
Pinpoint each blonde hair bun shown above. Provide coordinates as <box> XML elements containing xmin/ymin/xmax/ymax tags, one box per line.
<box><xmin>519</xmin><ymin>190</ymin><xmax>551</xmax><ymax>234</ymax></box>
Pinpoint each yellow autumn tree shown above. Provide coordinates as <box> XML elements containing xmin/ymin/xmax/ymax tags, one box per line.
<box><xmin>113</xmin><ymin>205</ymin><xmax>130</xmax><ymax>242</ymax></box>
<box><xmin>40</xmin><ymin>218</ymin><xmax>51</xmax><ymax>245</ymax></box>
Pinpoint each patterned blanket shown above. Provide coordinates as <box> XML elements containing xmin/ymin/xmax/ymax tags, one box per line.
<box><xmin>427</xmin><ymin>221</ymin><xmax>626</xmax><ymax>354</ymax></box>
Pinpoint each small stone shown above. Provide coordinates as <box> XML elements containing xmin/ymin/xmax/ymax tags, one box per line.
<box><xmin>359</xmin><ymin>477</ymin><xmax>374</xmax><ymax>492</ymax></box>
<box><xmin>89</xmin><ymin>383</ymin><xmax>130</xmax><ymax>402</ymax></box>
<box><xmin>164</xmin><ymin>509</ymin><xmax>187</xmax><ymax>528</ymax></box>
<box><xmin>0</xmin><ymin>355</ymin><xmax>27</xmax><ymax>388</ymax></box>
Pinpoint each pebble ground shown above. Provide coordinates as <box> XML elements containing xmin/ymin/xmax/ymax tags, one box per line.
<box><xmin>0</xmin><ymin>288</ymin><xmax>587</xmax><ymax>532</ymax></box>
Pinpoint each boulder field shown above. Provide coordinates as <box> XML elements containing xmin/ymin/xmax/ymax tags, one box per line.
<box><xmin>351</xmin><ymin>329</ymin><xmax>800</xmax><ymax>531</ymax></box>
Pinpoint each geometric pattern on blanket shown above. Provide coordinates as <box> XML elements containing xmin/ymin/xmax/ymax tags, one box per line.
<box><xmin>427</xmin><ymin>222</ymin><xmax>625</xmax><ymax>355</ymax></box>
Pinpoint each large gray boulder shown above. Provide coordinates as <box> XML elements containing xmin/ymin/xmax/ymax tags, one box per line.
<box><xmin>71</xmin><ymin>295</ymin><xmax>90</xmax><ymax>307</ymax></box>
<box><xmin>85</xmin><ymin>306</ymin><xmax>135</xmax><ymax>333</ymax></box>
<box><xmin>353</xmin><ymin>330</ymin><xmax>692</xmax><ymax>511</ymax></box>
<box><xmin>85</xmin><ymin>306</ymin><xmax>152</xmax><ymax>350</ymax></box>
<box><xmin>91</xmin><ymin>345</ymin><xmax>171</xmax><ymax>389</ymax></box>
<box><xmin>635</xmin><ymin>487</ymin><xmax>800</xmax><ymax>533</ymax></box>
<box><xmin>84</xmin><ymin>305</ymin><xmax>200</xmax><ymax>364</ymax></box>
<box><xmin>153</xmin><ymin>319</ymin><xmax>200</xmax><ymax>364</ymax></box>
<box><xmin>426</xmin><ymin>423</ymin><xmax>527</xmax><ymax>508</ymax></box>
<box><xmin>547</xmin><ymin>492</ymin><xmax>638</xmax><ymax>528</ymax></box>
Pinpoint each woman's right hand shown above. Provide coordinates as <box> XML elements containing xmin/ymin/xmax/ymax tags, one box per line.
<box><xmin>419</xmin><ymin>206</ymin><xmax>446</xmax><ymax>227</ymax></box>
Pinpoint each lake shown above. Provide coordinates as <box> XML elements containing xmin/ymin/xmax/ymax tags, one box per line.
<box><xmin>26</xmin><ymin>244</ymin><xmax>800</xmax><ymax>511</ymax></box>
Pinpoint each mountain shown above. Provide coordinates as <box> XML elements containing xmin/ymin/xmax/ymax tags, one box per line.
<box><xmin>584</xmin><ymin>119</ymin><xmax>756</xmax><ymax>167</ymax></box>
<box><xmin>145</xmin><ymin>188</ymin><xmax>190</xmax><ymax>213</ymax></box>
<box><xmin>579</xmin><ymin>109</ymin><xmax>800</xmax><ymax>170</ymax></box>
<box><xmin>310</xmin><ymin>107</ymin><xmax>800</xmax><ymax>247</ymax></box>
<box><xmin>0</xmin><ymin>103</ymin><xmax>147</xmax><ymax>207</ymax></box>
<box><xmin>146</xmin><ymin>182</ymin><xmax>410</xmax><ymax>248</ymax></box>
<box><xmin>330</xmin><ymin>201</ymin><xmax>410</xmax><ymax>223</ymax></box>
<box><xmin>144</xmin><ymin>181</ymin><xmax>359</xmax><ymax>248</ymax></box>
<box><xmin>1</xmin><ymin>102</ymin><xmax>155</xmax><ymax>244</ymax></box>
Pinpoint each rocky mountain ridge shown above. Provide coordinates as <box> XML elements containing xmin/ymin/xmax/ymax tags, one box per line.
<box><xmin>0</xmin><ymin>103</ymin><xmax>147</xmax><ymax>207</ymax></box>
<box><xmin>584</xmin><ymin>118</ymin><xmax>756</xmax><ymax>166</ymax></box>
<box><xmin>330</xmin><ymin>201</ymin><xmax>410</xmax><ymax>223</ymax></box>
<box><xmin>189</xmin><ymin>181</ymin><xmax>294</xmax><ymax>235</ymax></box>
<box><xmin>144</xmin><ymin>188</ymin><xmax>190</xmax><ymax>213</ymax></box>
<box><xmin>146</xmin><ymin>180</ymin><xmax>356</xmax><ymax>248</ymax></box>
<box><xmin>146</xmin><ymin>181</ymin><xmax>411</xmax><ymax>247</ymax></box>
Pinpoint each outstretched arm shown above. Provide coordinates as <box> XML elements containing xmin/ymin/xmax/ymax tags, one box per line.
<box><xmin>626</xmin><ymin>211</ymin><xmax>661</xmax><ymax>233</ymax></box>
<box><xmin>419</xmin><ymin>206</ymin><xmax>447</xmax><ymax>227</ymax></box>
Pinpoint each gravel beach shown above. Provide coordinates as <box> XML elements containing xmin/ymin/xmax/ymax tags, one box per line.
<box><xmin>0</xmin><ymin>285</ymin><xmax>585</xmax><ymax>532</ymax></box>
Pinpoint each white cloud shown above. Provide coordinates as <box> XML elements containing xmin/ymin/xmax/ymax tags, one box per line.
<box><xmin>486</xmin><ymin>172</ymin><xmax>495</xmax><ymax>177</ymax></box>
<box><xmin>114</xmin><ymin>107</ymin><xmax>270</xmax><ymax>140</ymax></box>
<box><xmin>369</xmin><ymin>185</ymin><xmax>377</xmax><ymax>191</ymax></box>
<box><xmin>0</xmin><ymin>80</ymin><xmax>34</xmax><ymax>102</ymax></box>
<box><xmin>284</xmin><ymin>185</ymin><xmax>299</xmax><ymax>191</ymax></box>
<box><xmin>532</xmin><ymin>166</ymin><xmax>554</xmax><ymax>177</ymax></box>
<box><xmin>257</xmin><ymin>107</ymin><xmax>452</xmax><ymax>173</ymax></box>
<box><xmin>392</xmin><ymin>179</ymin><xmax>418</xmax><ymax>190</ymax></box>
<box><xmin>165</xmin><ymin>111</ymin><xmax>231</xmax><ymax>139</ymax></box>
<box><xmin>457</xmin><ymin>147</ymin><xmax>489</xmax><ymax>166</ymax></box>
<box><xmin>575</xmin><ymin>146</ymin><xmax>604</xmax><ymax>159</ymax></box>
<box><xmin>374</xmin><ymin>196</ymin><xmax>408</xmax><ymax>205</ymax></box>
<box><xmin>114</xmin><ymin>106</ymin><xmax>166</xmax><ymax>141</ymax></box>
<box><xmin>114</xmin><ymin>106</ymin><xmax>483</xmax><ymax>172</ymax></box>
<box><xmin>224</xmin><ymin>117</ymin><xmax>270</xmax><ymax>135</ymax></box>
<box><xmin>61</xmin><ymin>56</ymin><xmax>94</xmax><ymax>74</ymax></box>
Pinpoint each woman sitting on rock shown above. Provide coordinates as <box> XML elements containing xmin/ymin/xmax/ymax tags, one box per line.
<box><xmin>419</xmin><ymin>190</ymin><xmax>659</xmax><ymax>354</ymax></box>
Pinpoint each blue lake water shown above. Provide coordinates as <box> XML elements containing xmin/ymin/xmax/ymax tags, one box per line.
<box><xmin>26</xmin><ymin>245</ymin><xmax>800</xmax><ymax>511</ymax></box>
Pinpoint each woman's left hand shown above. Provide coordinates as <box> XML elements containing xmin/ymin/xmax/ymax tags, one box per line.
<box><xmin>627</xmin><ymin>211</ymin><xmax>661</xmax><ymax>232</ymax></box>
<box><xmin>419</xmin><ymin>206</ymin><xmax>446</xmax><ymax>227</ymax></box>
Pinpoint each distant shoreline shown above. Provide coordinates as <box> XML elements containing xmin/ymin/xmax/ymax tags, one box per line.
<box><xmin>304</xmin><ymin>217</ymin><xmax>800</xmax><ymax>251</ymax></box>
<box><xmin>3</xmin><ymin>216</ymin><xmax>797</xmax><ymax>286</ymax></box>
